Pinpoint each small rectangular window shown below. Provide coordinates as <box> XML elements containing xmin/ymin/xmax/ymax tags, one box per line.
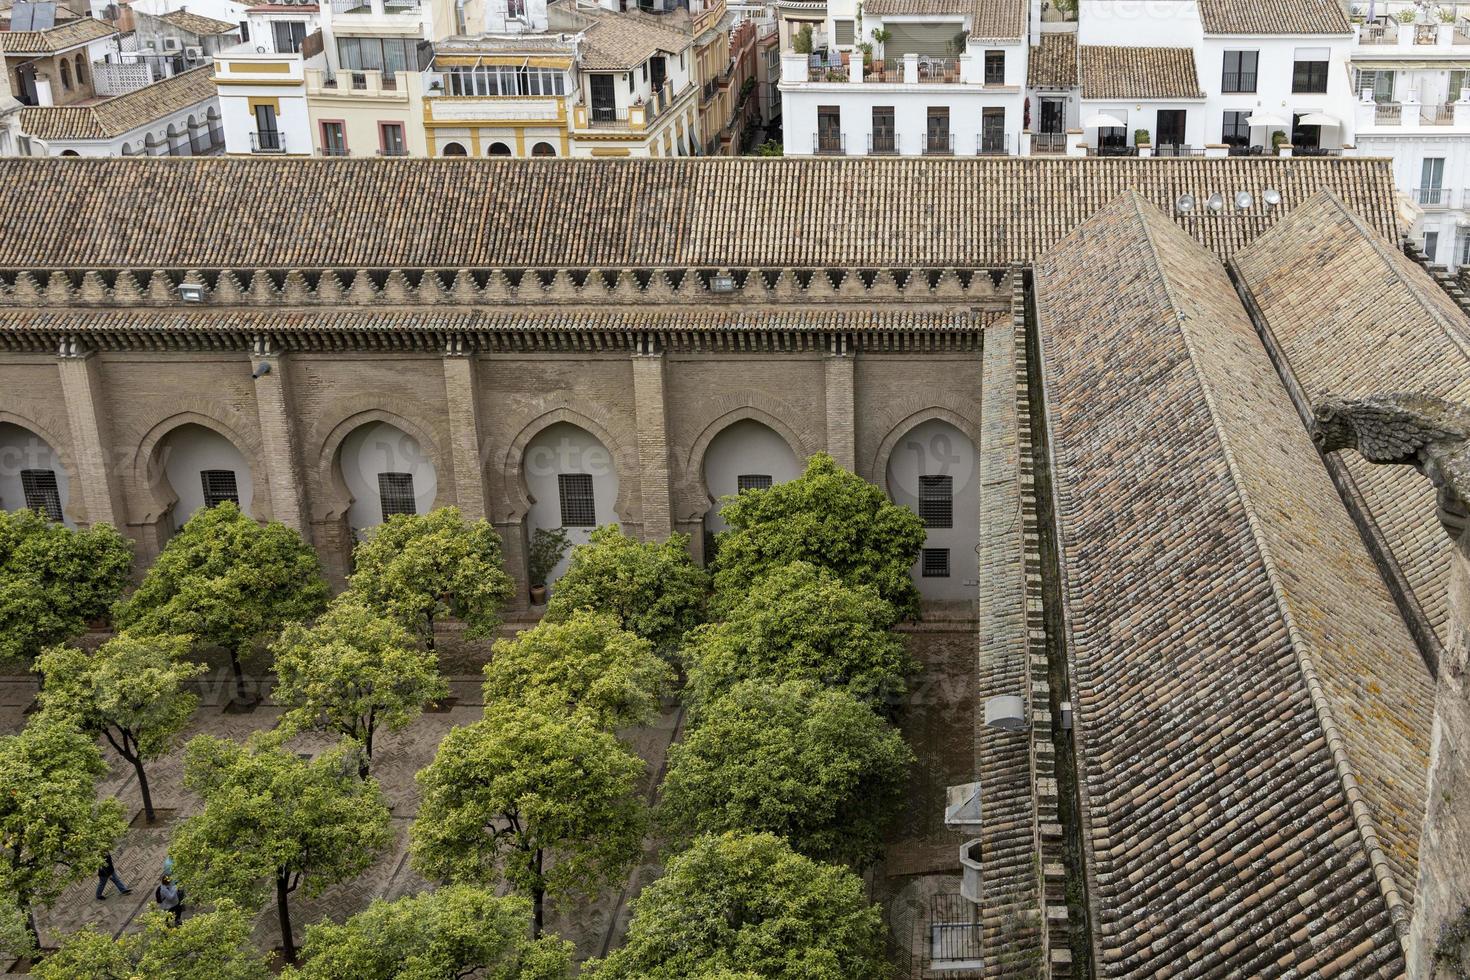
<box><xmin>983</xmin><ymin>50</ymin><xmax>1004</xmax><ymax>85</ymax></box>
<box><xmin>918</xmin><ymin>475</ymin><xmax>953</xmax><ymax>528</ymax></box>
<box><xmin>200</xmin><ymin>470</ymin><xmax>239</xmax><ymax>509</ymax></box>
<box><xmin>558</xmin><ymin>473</ymin><xmax>597</xmax><ymax>527</ymax></box>
<box><xmin>921</xmin><ymin>548</ymin><xmax>950</xmax><ymax>578</ymax></box>
<box><xmin>833</xmin><ymin>18</ymin><xmax>855</xmax><ymax>45</ymax></box>
<box><xmin>377</xmin><ymin>472</ymin><xmax>417</xmax><ymax>517</ymax></box>
<box><xmin>1292</xmin><ymin>59</ymin><xmax>1328</xmax><ymax>94</ymax></box>
<box><xmin>737</xmin><ymin>474</ymin><xmax>773</xmax><ymax>493</ymax></box>
<box><xmin>20</xmin><ymin>470</ymin><xmax>62</xmax><ymax>522</ymax></box>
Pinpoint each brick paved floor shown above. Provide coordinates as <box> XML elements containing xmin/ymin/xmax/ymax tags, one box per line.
<box><xmin>0</xmin><ymin>615</ymin><xmax>973</xmax><ymax>975</ymax></box>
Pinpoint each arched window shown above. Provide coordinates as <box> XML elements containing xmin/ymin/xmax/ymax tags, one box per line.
<box><xmin>74</xmin><ymin>55</ymin><xmax>87</xmax><ymax>87</ymax></box>
<box><xmin>531</xmin><ymin>141</ymin><xmax>556</xmax><ymax>157</ymax></box>
<box><xmin>441</xmin><ymin>141</ymin><xmax>468</xmax><ymax>156</ymax></box>
<box><xmin>59</xmin><ymin>60</ymin><xmax>72</xmax><ymax>91</ymax></box>
<box><xmin>486</xmin><ymin>141</ymin><xmax>512</xmax><ymax>156</ymax></box>
<box><xmin>59</xmin><ymin>149</ymin><xmax>80</xmax><ymax>156</ymax></box>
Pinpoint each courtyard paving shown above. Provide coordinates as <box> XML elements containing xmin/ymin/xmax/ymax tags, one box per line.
<box><xmin>0</xmin><ymin>611</ymin><xmax>977</xmax><ymax>976</ymax></box>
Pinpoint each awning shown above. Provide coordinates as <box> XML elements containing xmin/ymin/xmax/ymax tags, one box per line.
<box><xmin>1083</xmin><ymin>111</ymin><xmax>1125</xmax><ymax>128</ymax></box>
<box><xmin>1297</xmin><ymin>111</ymin><xmax>1339</xmax><ymax>127</ymax></box>
<box><xmin>1246</xmin><ymin>111</ymin><xmax>1288</xmax><ymax>127</ymax></box>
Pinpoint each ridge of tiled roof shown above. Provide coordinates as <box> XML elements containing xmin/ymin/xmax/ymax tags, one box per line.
<box><xmin>865</xmin><ymin>0</ymin><xmax>1025</xmax><ymax>39</ymax></box>
<box><xmin>1036</xmin><ymin>190</ymin><xmax>1430</xmax><ymax>975</ymax></box>
<box><xmin>1197</xmin><ymin>0</ymin><xmax>1350</xmax><ymax>34</ymax></box>
<box><xmin>18</xmin><ymin>66</ymin><xmax>216</xmax><ymax>141</ymax></box>
<box><xmin>1079</xmin><ymin>44</ymin><xmax>1203</xmax><ymax>99</ymax></box>
<box><xmin>1236</xmin><ymin>189</ymin><xmax>1470</xmax><ymax>655</ymax></box>
<box><xmin>157</xmin><ymin>9</ymin><xmax>238</xmax><ymax>35</ymax></box>
<box><xmin>0</xmin><ymin>157</ymin><xmax>1399</xmax><ymax>270</ymax></box>
<box><xmin>0</xmin><ymin>15</ymin><xmax>116</xmax><ymax>53</ymax></box>
<box><xmin>578</xmin><ymin>10</ymin><xmax>692</xmax><ymax>69</ymax></box>
<box><xmin>1027</xmin><ymin>30</ymin><xmax>1075</xmax><ymax>88</ymax></box>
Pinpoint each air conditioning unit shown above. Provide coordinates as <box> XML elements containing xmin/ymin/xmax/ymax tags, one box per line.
<box><xmin>162</xmin><ymin>36</ymin><xmax>182</xmax><ymax>51</ymax></box>
<box><xmin>185</xmin><ymin>46</ymin><xmax>202</xmax><ymax>60</ymax></box>
<box><xmin>142</xmin><ymin>39</ymin><xmax>157</xmax><ymax>51</ymax></box>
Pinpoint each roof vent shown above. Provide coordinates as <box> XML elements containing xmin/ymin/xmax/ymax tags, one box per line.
<box><xmin>1175</xmin><ymin>193</ymin><xmax>1195</xmax><ymax>214</ymax></box>
<box><xmin>1206</xmin><ymin>192</ymin><xmax>1225</xmax><ymax>212</ymax></box>
<box><xmin>1234</xmin><ymin>190</ymin><xmax>1253</xmax><ymax>210</ymax></box>
<box><xmin>983</xmin><ymin>694</ymin><xmax>1026</xmax><ymax>732</ymax></box>
<box><xmin>1262</xmin><ymin>187</ymin><xmax>1282</xmax><ymax>207</ymax></box>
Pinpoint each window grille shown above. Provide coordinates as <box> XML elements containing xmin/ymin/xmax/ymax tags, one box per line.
<box><xmin>200</xmin><ymin>470</ymin><xmax>239</xmax><ymax>509</ymax></box>
<box><xmin>736</xmin><ymin>474</ymin><xmax>773</xmax><ymax>493</ymax></box>
<box><xmin>921</xmin><ymin>548</ymin><xmax>950</xmax><ymax>578</ymax></box>
<box><xmin>558</xmin><ymin>473</ymin><xmax>596</xmax><ymax>527</ymax></box>
<box><xmin>20</xmin><ymin>470</ymin><xmax>62</xmax><ymax>522</ymax></box>
<box><xmin>918</xmin><ymin>475</ymin><xmax>953</xmax><ymax>528</ymax></box>
<box><xmin>377</xmin><ymin>472</ymin><xmax>417</xmax><ymax>517</ymax></box>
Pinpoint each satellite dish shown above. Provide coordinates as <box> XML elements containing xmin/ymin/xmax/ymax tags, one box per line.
<box><xmin>1206</xmin><ymin>192</ymin><xmax>1225</xmax><ymax>212</ymax></box>
<box><xmin>1176</xmin><ymin>193</ymin><xmax>1196</xmax><ymax>214</ymax></box>
<box><xmin>1262</xmin><ymin>187</ymin><xmax>1282</xmax><ymax>206</ymax></box>
<box><xmin>257</xmin><ymin>45</ymin><xmax>267</xmax><ymax>52</ymax></box>
<box><xmin>1234</xmin><ymin>191</ymin><xmax>1254</xmax><ymax>210</ymax></box>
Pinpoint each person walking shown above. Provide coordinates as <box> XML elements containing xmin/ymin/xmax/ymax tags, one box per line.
<box><xmin>154</xmin><ymin>874</ymin><xmax>184</xmax><ymax>926</ymax></box>
<box><xmin>94</xmin><ymin>853</ymin><xmax>130</xmax><ymax>900</ymax></box>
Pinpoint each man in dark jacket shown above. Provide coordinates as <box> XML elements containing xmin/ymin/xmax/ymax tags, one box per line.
<box><xmin>95</xmin><ymin>852</ymin><xmax>130</xmax><ymax>900</ymax></box>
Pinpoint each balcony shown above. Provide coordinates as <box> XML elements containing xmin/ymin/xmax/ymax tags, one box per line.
<box><xmin>924</xmin><ymin>132</ymin><xmax>953</xmax><ymax>155</ymax></box>
<box><xmin>330</xmin><ymin>0</ymin><xmax>421</xmax><ymax>12</ymax></box>
<box><xmin>1096</xmin><ymin>142</ymin><xmax>1138</xmax><ymax>157</ymax></box>
<box><xmin>1153</xmin><ymin>144</ymin><xmax>1204</xmax><ymax>157</ymax></box>
<box><xmin>1220</xmin><ymin>71</ymin><xmax>1256</xmax><ymax>93</ymax></box>
<box><xmin>1032</xmin><ymin>132</ymin><xmax>1065</xmax><ymax>154</ymax></box>
<box><xmin>869</xmin><ymin>132</ymin><xmax>897</xmax><ymax>154</ymax></box>
<box><xmin>250</xmin><ymin>131</ymin><xmax>285</xmax><ymax>153</ymax></box>
<box><xmin>814</xmin><ymin>131</ymin><xmax>845</xmax><ymax>155</ymax></box>
<box><xmin>1418</xmin><ymin>186</ymin><xmax>1454</xmax><ymax>209</ymax></box>
<box><xmin>1424</xmin><ymin>102</ymin><xmax>1455</xmax><ymax>125</ymax></box>
<box><xmin>1375</xmin><ymin>102</ymin><xmax>1403</xmax><ymax>125</ymax></box>
<box><xmin>318</xmin><ymin>145</ymin><xmax>350</xmax><ymax>156</ymax></box>
<box><xmin>581</xmin><ymin>84</ymin><xmax>678</xmax><ymax>130</ymax></box>
<box><xmin>975</xmin><ymin>132</ymin><xmax>1008</xmax><ymax>155</ymax></box>
<box><xmin>806</xmin><ymin>63</ymin><xmax>849</xmax><ymax>82</ymax></box>
<box><xmin>865</xmin><ymin>58</ymin><xmax>903</xmax><ymax>82</ymax></box>
<box><xmin>915</xmin><ymin>57</ymin><xmax>960</xmax><ymax>83</ymax></box>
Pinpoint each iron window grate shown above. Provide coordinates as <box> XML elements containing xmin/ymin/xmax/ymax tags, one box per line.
<box><xmin>200</xmin><ymin>469</ymin><xmax>239</xmax><ymax>509</ymax></box>
<box><xmin>736</xmin><ymin>474</ymin><xmax>773</xmax><ymax>493</ymax></box>
<box><xmin>378</xmin><ymin>472</ymin><xmax>417</xmax><ymax>518</ymax></box>
<box><xmin>921</xmin><ymin>547</ymin><xmax>950</xmax><ymax>578</ymax></box>
<box><xmin>558</xmin><ymin>473</ymin><xmax>597</xmax><ymax>527</ymax></box>
<box><xmin>918</xmin><ymin>475</ymin><xmax>953</xmax><ymax>528</ymax></box>
<box><xmin>20</xmin><ymin>469</ymin><xmax>62</xmax><ymax>522</ymax></box>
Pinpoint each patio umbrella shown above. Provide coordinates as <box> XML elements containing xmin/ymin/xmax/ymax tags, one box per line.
<box><xmin>1246</xmin><ymin>111</ymin><xmax>1288</xmax><ymax>127</ymax></box>
<box><xmin>1082</xmin><ymin>111</ymin><xmax>1125</xmax><ymax>128</ymax></box>
<box><xmin>1296</xmin><ymin>111</ymin><xmax>1339</xmax><ymax>127</ymax></box>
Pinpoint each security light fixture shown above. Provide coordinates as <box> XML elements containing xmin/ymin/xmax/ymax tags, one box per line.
<box><xmin>1175</xmin><ymin>193</ymin><xmax>1196</xmax><ymax>214</ymax></box>
<box><xmin>1206</xmin><ymin>192</ymin><xmax>1225</xmax><ymax>212</ymax></box>
<box><xmin>1262</xmin><ymin>187</ymin><xmax>1282</xmax><ymax>207</ymax></box>
<box><xmin>252</xmin><ymin>362</ymin><xmax>272</xmax><ymax>379</ymax></box>
<box><xmin>709</xmin><ymin>274</ymin><xmax>736</xmax><ymax>293</ymax></box>
<box><xmin>983</xmin><ymin>694</ymin><xmax>1027</xmax><ymax>732</ymax></box>
<box><xmin>1234</xmin><ymin>191</ymin><xmax>1254</xmax><ymax>210</ymax></box>
<box><xmin>178</xmin><ymin>282</ymin><xmax>206</xmax><ymax>303</ymax></box>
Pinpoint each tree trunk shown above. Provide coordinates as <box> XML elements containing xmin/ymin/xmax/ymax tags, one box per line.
<box><xmin>360</xmin><ymin>722</ymin><xmax>374</xmax><ymax>780</ymax></box>
<box><xmin>425</xmin><ymin>611</ymin><xmax>436</xmax><ymax>651</ymax></box>
<box><xmin>276</xmin><ymin>874</ymin><xmax>296</xmax><ymax>964</ymax></box>
<box><xmin>131</xmin><ymin>756</ymin><xmax>155</xmax><ymax>823</ymax></box>
<box><xmin>23</xmin><ymin>906</ymin><xmax>38</xmax><ymax>952</ymax></box>
<box><xmin>532</xmin><ymin>850</ymin><xmax>545</xmax><ymax>939</ymax></box>
<box><xmin>229</xmin><ymin>650</ymin><xmax>250</xmax><ymax>705</ymax></box>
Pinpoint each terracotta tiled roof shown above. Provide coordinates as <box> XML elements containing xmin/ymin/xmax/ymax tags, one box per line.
<box><xmin>1036</xmin><ymin>190</ymin><xmax>1432</xmax><ymax>976</ymax></box>
<box><xmin>18</xmin><ymin>67</ymin><xmax>216</xmax><ymax>141</ymax></box>
<box><xmin>865</xmin><ymin>0</ymin><xmax>1025</xmax><ymax>39</ymax></box>
<box><xmin>0</xmin><ymin>16</ymin><xmax>116</xmax><ymax>53</ymax></box>
<box><xmin>1027</xmin><ymin>30</ymin><xmax>1075</xmax><ymax>88</ymax></box>
<box><xmin>0</xmin><ymin>158</ymin><xmax>1400</xmax><ymax>269</ymax></box>
<box><xmin>1079</xmin><ymin>45</ymin><xmax>1203</xmax><ymax>99</ymax></box>
<box><xmin>579</xmin><ymin>11</ymin><xmax>691</xmax><ymax>69</ymax></box>
<box><xmin>1235</xmin><ymin>189</ymin><xmax>1470</xmax><ymax>653</ymax></box>
<box><xmin>1197</xmin><ymin>0</ymin><xmax>1350</xmax><ymax>34</ymax></box>
<box><xmin>158</xmin><ymin>9</ymin><xmax>238</xmax><ymax>35</ymax></box>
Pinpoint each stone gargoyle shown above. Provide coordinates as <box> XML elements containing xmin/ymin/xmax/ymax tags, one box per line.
<box><xmin>1310</xmin><ymin>392</ymin><xmax>1470</xmax><ymax>541</ymax></box>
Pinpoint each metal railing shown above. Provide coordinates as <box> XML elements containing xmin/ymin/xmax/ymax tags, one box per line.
<box><xmin>319</xmin><ymin>144</ymin><xmax>350</xmax><ymax>156</ymax></box>
<box><xmin>1221</xmin><ymin>71</ymin><xmax>1256</xmax><ymax>93</ymax></box>
<box><xmin>924</xmin><ymin>131</ymin><xmax>952</xmax><ymax>155</ymax></box>
<box><xmin>377</xmin><ymin>146</ymin><xmax>410</xmax><ymax>156</ymax></box>
<box><xmin>868</xmin><ymin>132</ymin><xmax>897</xmax><ymax>154</ymax></box>
<box><xmin>1293</xmin><ymin>145</ymin><xmax>1344</xmax><ymax>157</ymax></box>
<box><xmin>1359</xmin><ymin>21</ymin><xmax>1396</xmax><ymax>43</ymax></box>
<box><xmin>1153</xmin><ymin>143</ymin><xmax>1204</xmax><ymax>157</ymax></box>
<box><xmin>1424</xmin><ymin>102</ymin><xmax>1455</xmax><ymax>125</ymax></box>
<box><xmin>866</xmin><ymin>58</ymin><xmax>903</xmax><ymax>82</ymax></box>
<box><xmin>1375</xmin><ymin>102</ymin><xmax>1403</xmax><ymax>125</ymax></box>
<box><xmin>1096</xmin><ymin>142</ymin><xmax>1137</xmax><ymax>156</ymax></box>
<box><xmin>814</xmin><ymin>131</ymin><xmax>845</xmax><ymax>155</ymax></box>
<box><xmin>915</xmin><ymin>57</ymin><xmax>958</xmax><ymax>82</ymax></box>
<box><xmin>250</xmin><ymin>130</ymin><xmax>284</xmax><ymax>153</ymax></box>
<box><xmin>702</xmin><ymin>78</ymin><xmax>716</xmax><ymax>101</ymax></box>
<box><xmin>1418</xmin><ymin>186</ymin><xmax>1453</xmax><ymax>208</ymax></box>
<box><xmin>806</xmin><ymin>64</ymin><xmax>848</xmax><ymax>82</ymax></box>
<box><xmin>590</xmin><ymin>105</ymin><xmax>625</xmax><ymax>123</ymax></box>
<box><xmin>975</xmin><ymin>132</ymin><xmax>1008</xmax><ymax>155</ymax></box>
<box><xmin>1032</xmin><ymin>131</ymin><xmax>1065</xmax><ymax>153</ymax></box>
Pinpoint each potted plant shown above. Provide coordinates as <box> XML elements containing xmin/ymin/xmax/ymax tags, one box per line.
<box><xmin>1133</xmin><ymin>128</ymin><xmax>1150</xmax><ymax>146</ymax></box>
<box><xmin>794</xmin><ymin>24</ymin><xmax>813</xmax><ymax>54</ymax></box>
<box><xmin>1270</xmin><ymin>129</ymin><xmax>1288</xmax><ymax>154</ymax></box>
<box><xmin>1398</xmin><ymin>8</ymin><xmax>1417</xmax><ymax>23</ymax></box>
<box><xmin>528</xmin><ymin>526</ymin><xmax>571</xmax><ymax>606</ymax></box>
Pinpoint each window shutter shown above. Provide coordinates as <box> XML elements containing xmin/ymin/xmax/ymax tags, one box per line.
<box><xmin>20</xmin><ymin>470</ymin><xmax>62</xmax><ymax>522</ymax></box>
<box><xmin>377</xmin><ymin>472</ymin><xmax>417</xmax><ymax>517</ymax></box>
<box><xmin>921</xmin><ymin>548</ymin><xmax>951</xmax><ymax>578</ymax></box>
<box><xmin>558</xmin><ymin>473</ymin><xmax>597</xmax><ymax>527</ymax></box>
<box><xmin>834</xmin><ymin>19</ymin><xmax>855</xmax><ymax>45</ymax></box>
<box><xmin>737</xmin><ymin>474</ymin><xmax>773</xmax><ymax>492</ymax></box>
<box><xmin>200</xmin><ymin>470</ymin><xmax>239</xmax><ymax>509</ymax></box>
<box><xmin>918</xmin><ymin>475</ymin><xmax>953</xmax><ymax>528</ymax></box>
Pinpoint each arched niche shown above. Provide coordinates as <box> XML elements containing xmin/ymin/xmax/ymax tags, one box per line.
<box><xmin>883</xmin><ymin>417</ymin><xmax>978</xmax><ymax>602</ymax></box>
<box><xmin>523</xmin><ymin>421</ymin><xmax>618</xmax><ymax>584</ymax></box>
<box><xmin>0</xmin><ymin>421</ymin><xmax>72</xmax><ymax>527</ymax></box>
<box><xmin>336</xmin><ymin>420</ymin><xmax>438</xmax><ymax>539</ymax></box>
<box><xmin>156</xmin><ymin>422</ymin><xmax>255</xmax><ymax>532</ymax></box>
<box><xmin>701</xmin><ymin>419</ymin><xmax>802</xmax><ymax>540</ymax></box>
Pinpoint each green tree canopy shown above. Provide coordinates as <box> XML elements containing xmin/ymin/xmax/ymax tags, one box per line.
<box><xmin>684</xmin><ymin>562</ymin><xmax>915</xmax><ymax>711</ymax></box>
<box><xmin>544</xmin><ymin>526</ymin><xmax>708</xmax><ymax>653</ymax></box>
<box><xmin>171</xmin><ymin>734</ymin><xmax>393</xmax><ymax>964</ymax></box>
<box><xmin>36</xmin><ymin>901</ymin><xmax>271</xmax><ymax>980</ymax></box>
<box><xmin>283</xmin><ymin>886</ymin><xmax>574</xmax><ymax>980</ymax></box>
<box><xmin>411</xmin><ymin>705</ymin><xmax>646</xmax><ymax>937</ymax></box>
<box><xmin>113</xmin><ymin>502</ymin><xmax>328</xmax><ymax>704</ymax></box>
<box><xmin>585</xmin><ymin>832</ymin><xmax>890</xmax><ymax>980</ymax></box>
<box><xmin>0</xmin><ymin>509</ymin><xmax>132</xmax><ymax>671</ymax></box>
<box><xmin>659</xmin><ymin>680</ymin><xmax>913</xmax><ymax>866</ymax></box>
<box><xmin>0</xmin><ymin>718</ymin><xmax>126</xmax><ymax>949</ymax></box>
<box><xmin>482</xmin><ymin>610</ymin><xmax>673</xmax><ymax>731</ymax></box>
<box><xmin>710</xmin><ymin>452</ymin><xmax>926</xmax><ymax>619</ymax></box>
<box><xmin>347</xmin><ymin>508</ymin><xmax>515</xmax><ymax>649</ymax></box>
<box><xmin>36</xmin><ymin>632</ymin><xmax>204</xmax><ymax>822</ymax></box>
<box><xmin>272</xmin><ymin>597</ymin><xmax>448</xmax><ymax>777</ymax></box>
